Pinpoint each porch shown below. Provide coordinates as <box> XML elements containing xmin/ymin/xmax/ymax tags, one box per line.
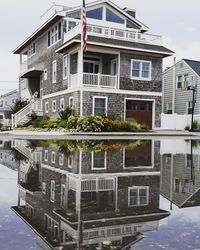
<box><xmin>64</xmin><ymin>50</ymin><xmax>119</xmax><ymax>89</ymax></box>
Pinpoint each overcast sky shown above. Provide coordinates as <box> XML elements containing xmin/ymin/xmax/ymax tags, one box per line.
<box><xmin>0</xmin><ymin>0</ymin><xmax>200</xmax><ymax>94</ymax></box>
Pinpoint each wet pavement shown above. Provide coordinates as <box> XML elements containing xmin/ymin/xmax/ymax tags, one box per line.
<box><xmin>0</xmin><ymin>138</ymin><xmax>200</xmax><ymax>249</ymax></box>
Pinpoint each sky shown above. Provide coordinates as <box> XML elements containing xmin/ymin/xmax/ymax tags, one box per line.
<box><xmin>1</xmin><ymin>0</ymin><xmax>200</xmax><ymax>94</ymax></box>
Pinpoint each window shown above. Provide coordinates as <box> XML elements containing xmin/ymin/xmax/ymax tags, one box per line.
<box><xmin>106</xmin><ymin>8</ymin><xmax>125</xmax><ymax>24</ymax></box>
<box><xmin>44</xmin><ymin>150</ymin><xmax>48</xmax><ymax>161</ymax></box>
<box><xmin>92</xmin><ymin>152</ymin><xmax>107</xmax><ymax>170</ymax></box>
<box><xmin>187</xmin><ymin>101</ymin><xmax>193</xmax><ymax>114</ymax></box>
<box><xmin>27</xmin><ymin>43</ymin><xmax>36</xmax><ymax>57</ymax></box>
<box><xmin>44</xmin><ymin>214</ymin><xmax>59</xmax><ymax>239</ymax></box>
<box><xmin>52</xmin><ymin>61</ymin><xmax>57</xmax><ymax>83</ymax></box>
<box><xmin>177</xmin><ymin>74</ymin><xmax>189</xmax><ymax>89</ymax></box>
<box><xmin>93</xmin><ymin>97</ymin><xmax>107</xmax><ymax>115</ymax></box>
<box><xmin>52</xmin><ymin>100</ymin><xmax>56</xmax><ymax>112</ymax></box>
<box><xmin>68</xmin><ymin>155</ymin><xmax>73</xmax><ymax>168</ymax></box>
<box><xmin>48</xmin><ymin>22</ymin><xmax>62</xmax><ymax>47</ymax></box>
<box><xmin>0</xmin><ymin>115</ymin><xmax>3</xmax><ymax>120</ymax></box>
<box><xmin>44</xmin><ymin>68</ymin><xmax>48</xmax><ymax>81</ymax></box>
<box><xmin>177</xmin><ymin>75</ymin><xmax>182</xmax><ymax>89</ymax></box>
<box><xmin>128</xmin><ymin>186</ymin><xmax>149</xmax><ymax>207</ymax></box>
<box><xmin>51</xmin><ymin>152</ymin><xmax>55</xmax><ymax>163</ymax></box>
<box><xmin>167</xmin><ymin>103</ymin><xmax>172</xmax><ymax>114</ymax></box>
<box><xmin>42</xmin><ymin>182</ymin><xmax>46</xmax><ymax>194</ymax></box>
<box><xmin>63</xmin><ymin>55</ymin><xmax>68</xmax><ymax>79</ymax></box>
<box><xmin>86</xmin><ymin>7</ymin><xmax>103</xmax><ymax>20</ymax></box>
<box><xmin>69</xmin><ymin>97</ymin><xmax>74</xmax><ymax>109</ymax></box>
<box><xmin>45</xmin><ymin>102</ymin><xmax>49</xmax><ymax>113</ymax></box>
<box><xmin>60</xmin><ymin>98</ymin><xmax>64</xmax><ymax>111</ymax></box>
<box><xmin>59</xmin><ymin>153</ymin><xmax>64</xmax><ymax>166</ymax></box>
<box><xmin>50</xmin><ymin>180</ymin><xmax>55</xmax><ymax>202</ymax></box>
<box><xmin>165</xmin><ymin>154</ymin><xmax>171</xmax><ymax>165</ymax></box>
<box><xmin>61</xmin><ymin>184</ymin><xmax>66</xmax><ymax>207</ymax></box>
<box><xmin>0</xmin><ymin>100</ymin><xmax>3</xmax><ymax>107</ymax></box>
<box><xmin>131</xmin><ymin>60</ymin><xmax>151</xmax><ymax>80</ymax></box>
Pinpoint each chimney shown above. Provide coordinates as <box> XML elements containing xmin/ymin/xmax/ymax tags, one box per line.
<box><xmin>123</xmin><ymin>7</ymin><xmax>136</xmax><ymax>18</ymax></box>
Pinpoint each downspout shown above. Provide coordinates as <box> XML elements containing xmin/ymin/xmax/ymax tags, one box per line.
<box><xmin>172</xmin><ymin>57</ymin><xmax>176</xmax><ymax>114</ymax></box>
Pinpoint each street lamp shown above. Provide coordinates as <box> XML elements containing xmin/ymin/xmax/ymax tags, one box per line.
<box><xmin>187</xmin><ymin>85</ymin><xmax>197</xmax><ymax>131</ymax></box>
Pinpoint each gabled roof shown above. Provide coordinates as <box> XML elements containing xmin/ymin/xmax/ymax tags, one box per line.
<box><xmin>183</xmin><ymin>59</ymin><xmax>200</xmax><ymax>77</ymax></box>
<box><xmin>14</xmin><ymin>0</ymin><xmax>149</xmax><ymax>54</ymax></box>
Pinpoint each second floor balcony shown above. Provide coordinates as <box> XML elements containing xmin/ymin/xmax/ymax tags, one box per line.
<box><xmin>63</xmin><ymin>19</ymin><xmax>162</xmax><ymax>46</ymax></box>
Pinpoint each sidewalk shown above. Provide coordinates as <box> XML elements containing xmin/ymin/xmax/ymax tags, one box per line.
<box><xmin>0</xmin><ymin>129</ymin><xmax>200</xmax><ymax>139</ymax></box>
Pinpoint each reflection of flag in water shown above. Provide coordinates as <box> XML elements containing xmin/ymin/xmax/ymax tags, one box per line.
<box><xmin>82</xmin><ymin>0</ymin><xmax>87</xmax><ymax>53</ymax></box>
<box><xmin>79</xmin><ymin>214</ymin><xmax>84</xmax><ymax>247</ymax></box>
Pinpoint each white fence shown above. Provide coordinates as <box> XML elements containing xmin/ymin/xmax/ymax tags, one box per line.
<box><xmin>161</xmin><ymin>113</ymin><xmax>200</xmax><ymax>130</ymax></box>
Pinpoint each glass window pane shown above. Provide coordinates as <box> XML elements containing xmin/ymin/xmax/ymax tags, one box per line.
<box><xmin>94</xmin><ymin>98</ymin><xmax>106</xmax><ymax>115</ymax></box>
<box><xmin>93</xmin><ymin>152</ymin><xmax>105</xmax><ymax>168</ymax></box>
<box><xmin>142</xmin><ymin>62</ymin><xmax>150</xmax><ymax>78</ymax></box>
<box><xmin>86</xmin><ymin>7</ymin><xmax>103</xmax><ymax>20</ymax></box>
<box><xmin>132</xmin><ymin>61</ymin><xmax>140</xmax><ymax>77</ymax></box>
<box><xmin>106</xmin><ymin>8</ymin><xmax>125</xmax><ymax>24</ymax></box>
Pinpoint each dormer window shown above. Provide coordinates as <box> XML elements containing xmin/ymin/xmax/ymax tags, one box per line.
<box><xmin>106</xmin><ymin>8</ymin><xmax>125</xmax><ymax>24</ymax></box>
<box><xmin>86</xmin><ymin>7</ymin><xmax>103</xmax><ymax>20</ymax></box>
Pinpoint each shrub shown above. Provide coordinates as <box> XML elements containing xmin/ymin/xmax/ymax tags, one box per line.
<box><xmin>59</xmin><ymin>106</ymin><xmax>75</xmax><ymax>120</ymax></box>
<box><xmin>76</xmin><ymin>116</ymin><xmax>103</xmax><ymax>132</ymax></box>
<box><xmin>185</xmin><ymin>125</ymin><xmax>190</xmax><ymax>131</ymax></box>
<box><xmin>28</xmin><ymin>111</ymin><xmax>38</xmax><ymax>121</ymax></box>
<box><xmin>11</xmin><ymin>99</ymin><xmax>29</xmax><ymax>114</ymax></box>
<box><xmin>66</xmin><ymin>115</ymin><xmax>79</xmax><ymax>129</ymax></box>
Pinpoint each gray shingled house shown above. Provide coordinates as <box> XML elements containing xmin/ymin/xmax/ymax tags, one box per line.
<box><xmin>13</xmin><ymin>0</ymin><xmax>173</xmax><ymax>129</ymax></box>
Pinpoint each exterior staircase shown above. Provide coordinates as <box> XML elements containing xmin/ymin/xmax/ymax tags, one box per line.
<box><xmin>11</xmin><ymin>98</ymin><xmax>43</xmax><ymax>128</ymax></box>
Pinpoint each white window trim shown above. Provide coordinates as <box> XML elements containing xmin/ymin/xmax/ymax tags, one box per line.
<box><xmin>44</xmin><ymin>150</ymin><xmax>48</xmax><ymax>161</ymax></box>
<box><xmin>128</xmin><ymin>186</ymin><xmax>149</xmax><ymax>207</ymax></box>
<box><xmin>68</xmin><ymin>155</ymin><xmax>73</xmax><ymax>168</ymax></box>
<box><xmin>52</xmin><ymin>60</ymin><xmax>57</xmax><ymax>83</ymax></box>
<box><xmin>69</xmin><ymin>96</ymin><xmax>74</xmax><ymax>108</ymax></box>
<box><xmin>50</xmin><ymin>180</ymin><xmax>55</xmax><ymax>202</ymax></box>
<box><xmin>51</xmin><ymin>152</ymin><xmax>56</xmax><ymax>163</ymax></box>
<box><xmin>59</xmin><ymin>153</ymin><xmax>64</xmax><ymax>166</ymax></box>
<box><xmin>60</xmin><ymin>98</ymin><xmax>65</xmax><ymax>111</ymax></box>
<box><xmin>92</xmin><ymin>96</ymin><xmax>108</xmax><ymax>116</ymax></box>
<box><xmin>63</xmin><ymin>54</ymin><xmax>68</xmax><ymax>80</ymax></box>
<box><xmin>52</xmin><ymin>100</ymin><xmax>57</xmax><ymax>113</ymax></box>
<box><xmin>91</xmin><ymin>151</ymin><xmax>107</xmax><ymax>170</ymax></box>
<box><xmin>131</xmin><ymin>59</ymin><xmax>152</xmax><ymax>81</ymax></box>
<box><xmin>45</xmin><ymin>102</ymin><xmax>49</xmax><ymax>113</ymax></box>
<box><xmin>47</xmin><ymin>21</ymin><xmax>62</xmax><ymax>48</ymax></box>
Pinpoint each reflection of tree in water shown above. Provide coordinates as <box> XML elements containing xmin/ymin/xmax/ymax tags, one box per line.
<box><xmin>27</xmin><ymin>139</ymin><xmax>146</xmax><ymax>157</ymax></box>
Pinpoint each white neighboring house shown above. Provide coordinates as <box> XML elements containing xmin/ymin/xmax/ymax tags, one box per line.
<box><xmin>162</xmin><ymin>59</ymin><xmax>200</xmax><ymax>130</ymax></box>
<box><xmin>0</xmin><ymin>90</ymin><xmax>19</xmax><ymax>127</ymax></box>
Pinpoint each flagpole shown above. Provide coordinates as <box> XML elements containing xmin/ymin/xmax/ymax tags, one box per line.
<box><xmin>80</xmin><ymin>2</ymin><xmax>84</xmax><ymax>117</ymax></box>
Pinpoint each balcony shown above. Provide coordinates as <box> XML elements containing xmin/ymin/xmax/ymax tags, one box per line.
<box><xmin>63</xmin><ymin>21</ymin><xmax>162</xmax><ymax>46</ymax></box>
<box><xmin>68</xmin><ymin>73</ymin><xmax>118</xmax><ymax>89</ymax></box>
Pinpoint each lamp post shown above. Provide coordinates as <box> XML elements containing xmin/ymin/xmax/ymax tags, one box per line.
<box><xmin>187</xmin><ymin>85</ymin><xmax>197</xmax><ymax>131</ymax></box>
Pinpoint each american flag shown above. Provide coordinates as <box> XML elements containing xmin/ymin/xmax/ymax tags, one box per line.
<box><xmin>82</xmin><ymin>0</ymin><xmax>87</xmax><ymax>53</ymax></box>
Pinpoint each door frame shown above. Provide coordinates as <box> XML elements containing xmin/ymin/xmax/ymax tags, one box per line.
<box><xmin>124</xmin><ymin>98</ymin><xmax>155</xmax><ymax>130</ymax></box>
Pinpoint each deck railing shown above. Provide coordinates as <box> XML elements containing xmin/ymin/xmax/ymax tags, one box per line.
<box><xmin>63</xmin><ymin>21</ymin><xmax>162</xmax><ymax>46</ymax></box>
<box><xmin>83</xmin><ymin>73</ymin><xmax>117</xmax><ymax>88</ymax></box>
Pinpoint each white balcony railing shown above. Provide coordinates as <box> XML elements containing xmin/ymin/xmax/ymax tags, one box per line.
<box><xmin>68</xmin><ymin>73</ymin><xmax>117</xmax><ymax>89</ymax></box>
<box><xmin>87</xmin><ymin>24</ymin><xmax>162</xmax><ymax>46</ymax></box>
<box><xmin>63</xmin><ymin>21</ymin><xmax>162</xmax><ymax>46</ymax></box>
<box><xmin>83</xmin><ymin>73</ymin><xmax>117</xmax><ymax>89</ymax></box>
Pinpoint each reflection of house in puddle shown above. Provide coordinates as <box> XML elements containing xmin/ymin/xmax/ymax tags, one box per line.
<box><xmin>0</xmin><ymin>140</ymin><xmax>19</xmax><ymax>171</ymax></box>
<box><xmin>12</xmin><ymin>140</ymin><xmax>169</xmax><ymax>249</ymax></box>
<box><xmin>160</xmin><ymin>140</ymin><xmax>200</xmax><ymax>208</ymax></box>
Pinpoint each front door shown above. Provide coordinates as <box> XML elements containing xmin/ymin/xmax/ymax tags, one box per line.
<box><xmin>126</xmin><ymin>100</ymin><xmax>153</xmax><ymax>129</ymax></box>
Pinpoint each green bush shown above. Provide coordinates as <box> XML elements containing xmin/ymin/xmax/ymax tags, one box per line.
<box><xmin>185</xmin><ymin>125</ymin><xmax>190</xmax><ymax>131</ymax></box>
<box><xmin>11</xmin><ymin>99</ymin><xmax>29</xmax><ymax>114</ymax></box>
<box><xmin>59</xmin><ymin>106</ymin><xmax>75</xmax><ymax>120</ymax></box>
